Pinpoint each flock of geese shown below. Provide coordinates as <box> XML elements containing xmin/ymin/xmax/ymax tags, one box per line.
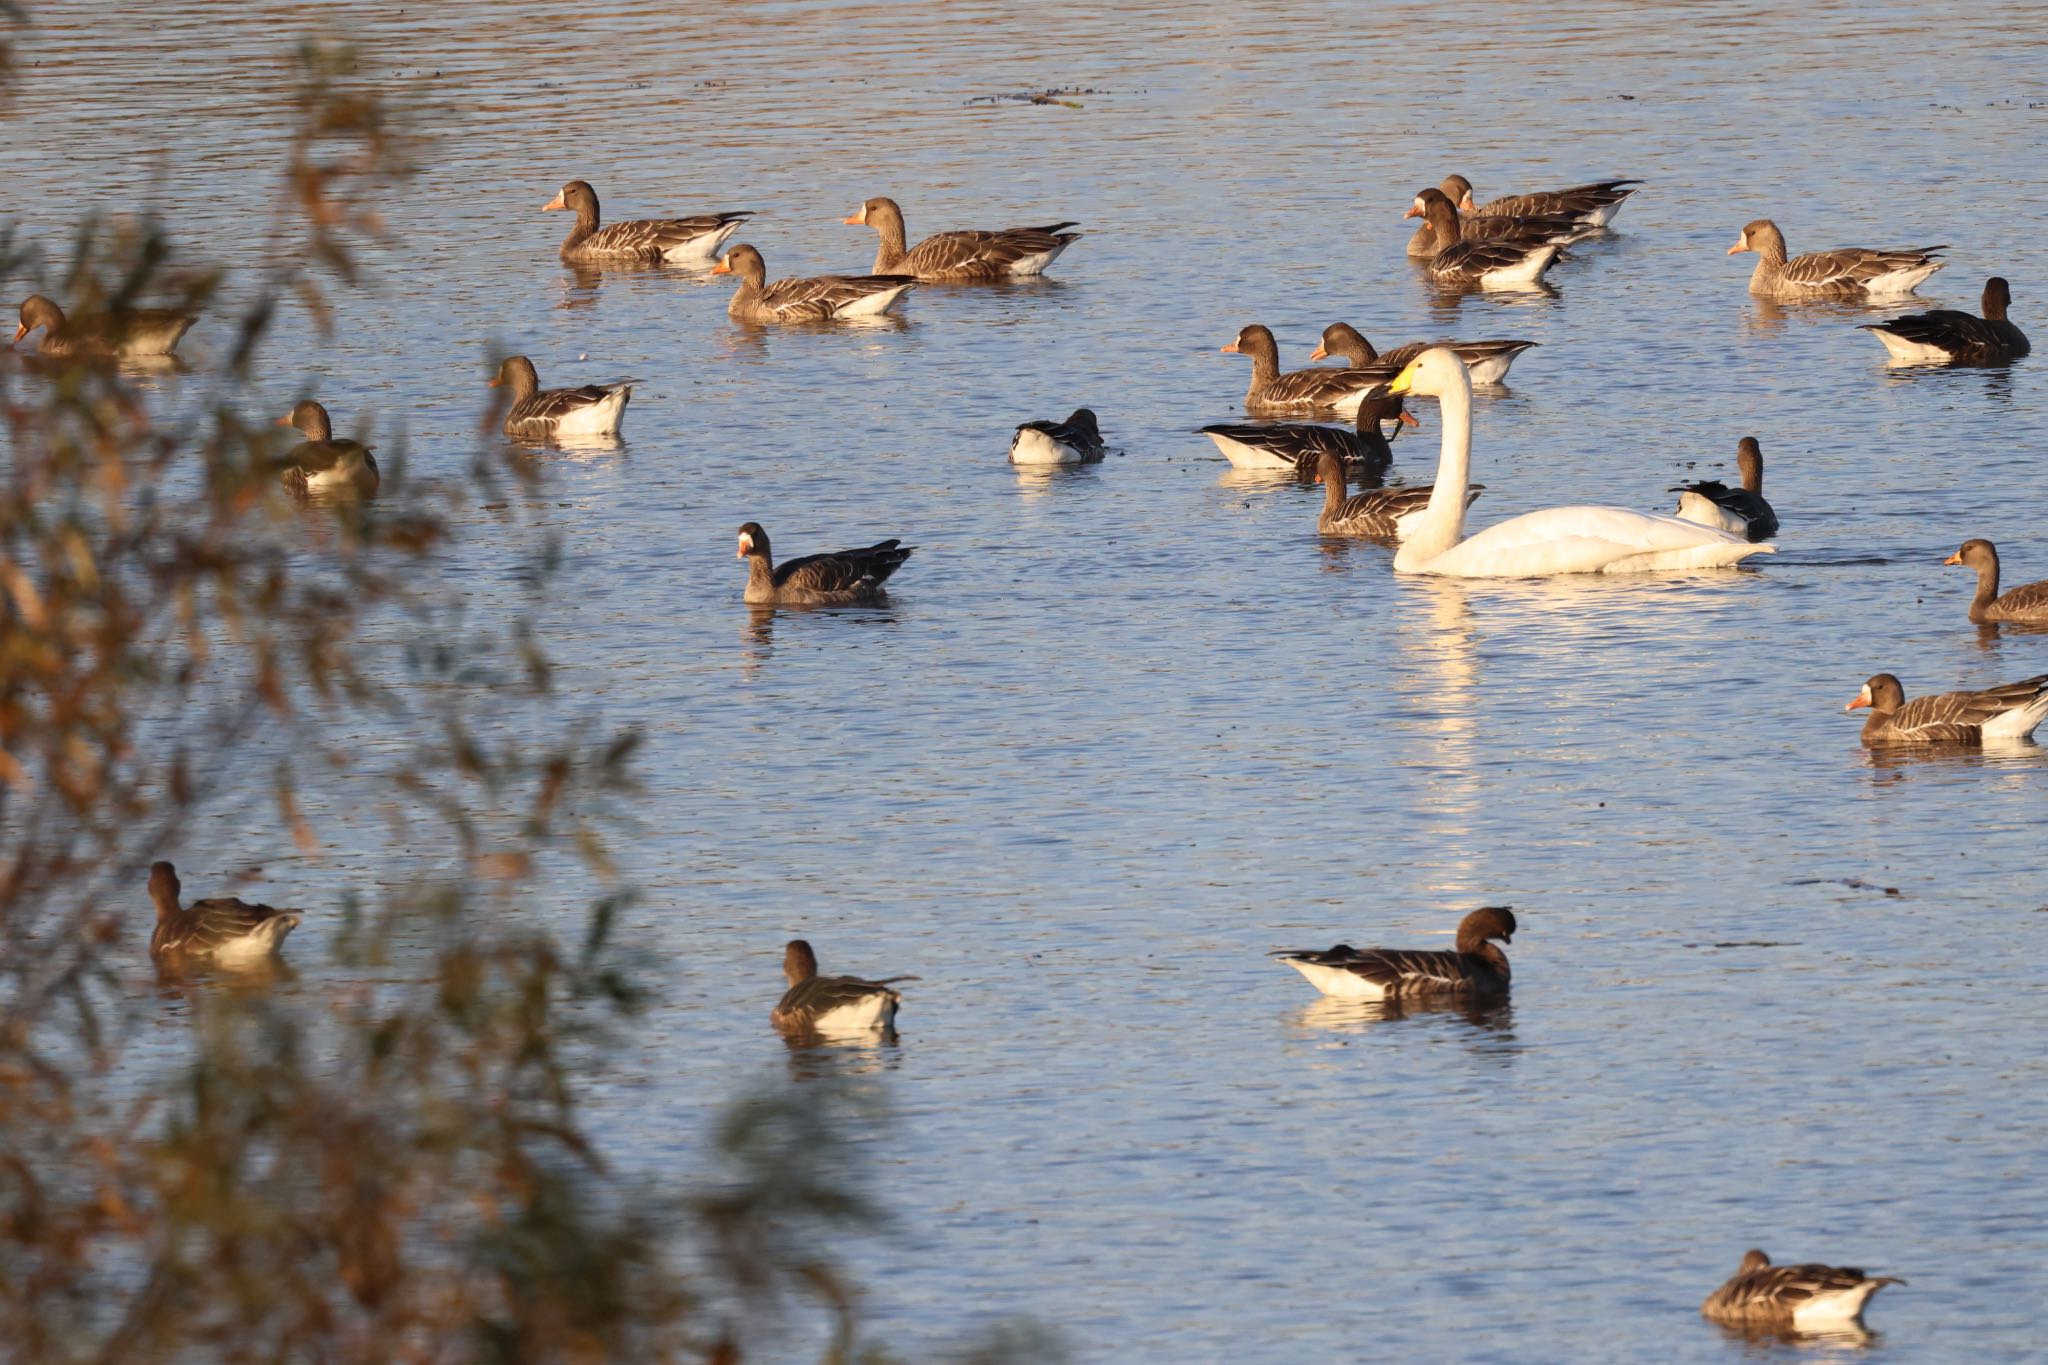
<box><xmin>20</xmin><ymin>163</ymin><xmax>2042</xmax><ymax>1341</ymax></box>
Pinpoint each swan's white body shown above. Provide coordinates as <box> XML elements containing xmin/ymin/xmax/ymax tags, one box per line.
<box><xmin>1674</xmin><ymin>489</ymin><xmax>1752</xmax><ymax>537</ymax></box>
<box><xmin>1385</xmin><ymin>349</ymin><xmax>1775</xmax><ymax>577</ymax></box>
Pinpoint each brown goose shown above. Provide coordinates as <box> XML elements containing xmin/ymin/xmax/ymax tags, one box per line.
<box><xmin>1945</xmin><ymin>539</ymin><xmax>2048</xmax><ymax>625</ymax></box>
<box><xmin>489</xmin><ymin>356</ymin><xmax>631</xmax><ymax>440</ymax></box>
<box><xmin>1310</xmin><ymin>321</ymin><xmax>1538</xmax><ymax>388</ymax></box>
<box><xmin>1701</xmin><ymin>1250</ymin><xmax>1902</xmax><ymax>1332</ymax></box>
<box><xmin>1010</xmin><ymin>408</ymin><xmax>1106</xmax><ymax>465</ymax></box>
<box><xmin>276</xmin><ymin>401</ymin><xmax>380</xmax><ymax>495</ymax></box>
<box><xmin>1271</xmin><ymin>906</ymin><xmax>1515</xmax><ymax>1000</ymax></box>
<box><xmin>1222</xmin><ymin>324</ymin><xmax>1397</xmax><ymax>416</ymax></box>
<box><xmin>844</xmin><ymin>197</ymin><xmax>1080</xmax><ymax>280</ymax></box>
<box><xmin>1200</xmin><ymin>385</ymin><xmax>1415</xmax><ymax>474</ymax></box>
<box><xmin>1846</xmin><ymin>671</ymin><xmax>2048</xmax><ymax>745</ymax></box>
<box><xmin>737</xmin><ymin>522</ymin><xmax>912</xmax><ymax>606</ymax></box>
<box><xmin>712</xmin><ymin>244</ymin><xmax>916</xmax><ymax>323</ymax></box>
<box><xmin>148</xmin><ymin>861</ymin><xmax>301</xmax><ymax>968</ymax></box>
<box><xmin>1670</xmin><ymin>437</ymin><xmax>1777</xmax><ymax>541</ymax></box>
<box><xmin>771</xmin><ymin>939</ymin><xmax>909</xmax><ymax>1035</ymax></box>
<box><xmin>1406</xmin><ymin>190</ymin><xmax>1560</xmax><ymax>289</ymax></box>
<box><xmin>1404</xmin><ymin>191</ymin><xmax>1593</xmax><ymax>259</ymax></box>
<box><xmin>13</xmin><ymin>294</ymin><xmax>195</xmax><ymax>358</ymax></box>
<box><xmin>1313</xmin><ymin>447</ymin><xmax>1482</xmax><ymax>538</ymax></box>
<box><xmin>542</xmin><ymin>179</ymin><xmax>751</xmax><ymax>266</ymax></box>
<box><xmin>1861</xmin><ymin>277</ymin><xmax>2029</xmax><ymax>363</ymax></box>
<box><xmin>1728</xmin><ymin>220</ymin><xmax>1944</xmax><ymax>299</ymax></box>
<box><xmin>1441</xmin><ymin>174</ymin><xmax>1643</xmax><ymax>228</ymax></box>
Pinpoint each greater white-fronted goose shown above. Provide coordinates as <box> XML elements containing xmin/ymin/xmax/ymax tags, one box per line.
<box><xmin>771</xmin><ymin>939</ymin><xmax>908</xmax><ymax>1035</ymax></box>
<box><xmin>844</xmin><ymin>196</ymin><xmax>1080</xmax><ymax>280</ymax></box>
<box><xmin>1404</xmin><ymin>190</ymin><xmax>1593</xmax><ymax>259</ymax></box>
<box><xmin>1846</xmin><ymin>671</ymin><xmax>2048</xmax><ymax>745</ymax></box>
<box><xmin>1861</xmin><ymin>277</ymin><xmax>2029</xmax><ymax>363</ymax></box>
<box><xmin>1313</xmin><ymin>446</ymin><xmax>1481</xmax><ymax>538</ymax></box>
<box><xmin>542</xmin><ymin>179</ymin><xmax>752</xmax><ymax>266</ymax></box>
<box><xmin>1701</xmin><ymin>1250</ymin><xmax>1902</xmax><ymax>1332</ymax></box>
<box><xmin>1222</xmin><ymin>324</ymin><xmax>1397</xmax><ymax>416</ymax></box>
<box><xmin>489</xmin><ymin>356</ymin><xmax>631</xmax><ymax>440</ymax></box>
<box><xmin>148</xmin><ymin>861</ymin><xmax>301</xmax><ymax>968</ymax></box>
<box><xmin>712</xmin><ymin>244</ymin><xmax>917</xmax><ymax>323</ymax></box>
<box><xmin>1671</xmin><ymin>437</ymin><xmax>1778</xmax><ymax>541</ymax></box>
<box><xmin>1200</xmin><ymin>385</ymin><xmax>1415</xmax><ymax>474</ymax></box>
<box><xmin>276</xmin><ymin>401</ymin><xmax>380</xmax><ymax>495</ymax></box>
<box><xmin>1442</xmin><ymin>174</ymin><xmax>1643</xmax><ymax>228</ymax></box>
<box><xmin>1310</xmin><ymin>321</ymin><xmax>1538</xmax><ymax>387</ymax></box>
<box><xmin>1010</xmin><ymin>408</ymin><xmax>1106</xmax><ymax>464</ymax></box>
<box><xmin>1271</xmin><ymin>906</ymin><xmax>1515</xmax><ymax>1000</ymax></box>
<box><xmin>737</xmin><ymin>522</ymin><xmax>912</xmax><ymax>606</ymax></box>
<box><xmin>13</xmin><ymin>294</ymin><xmax>195</xmax><ymax>358</ymax></box>
<box><xmin>1728</xmin><ymin>220</ymin><xmax>1944</xmax><ymax>299</ymax></box>
<box><xmin>1406</xmin><ymin>190</ymin><xmax>1560</xmax><ymax>289</ymax></box>
<box><xmin>1945</xmin><ymin>539</ymin><xmax>2048</xmax><ymax>625</ymax></box>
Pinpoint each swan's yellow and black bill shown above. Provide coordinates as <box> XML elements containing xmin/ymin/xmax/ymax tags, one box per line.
<box><xmin>1385</xmin><ymin>360</ymin><xmax>1423</xmax><ymax>396</ymax></box>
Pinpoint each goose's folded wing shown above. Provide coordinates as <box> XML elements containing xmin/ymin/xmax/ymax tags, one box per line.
<box><xmin>587</xmin><ymin>213</ymin><xmax>753</xmax><ymax>255</ymax></box>
<box><xmin>1861</xmin><ymin>309</ymin><xmax>1999</xmax><ymax>352</ymax></box>
<box><xmin>761</xmin><ymin>273</ymin><xmax>917</xmax><ymax>317</ymax></box>
<box><xmin>772</xmin><ymin>541</ymin><xmax>911</xmax><ymax>592</ymax></box>
<box><xmin>1435</xmin><ymin>238</ymin><xmax>1552</xmax><ymax>274</ymax></box>
<box><xmin>1476</xmin><ymin>180</ymin><xmax>1642</xmax><ymax>219</ymax></box>
<box><xmin>776</xmin><ymin>974</ymin><xmax>898</xmax><ymax>1020</ymax></box>
<box><xmin>1781</xmin><ymin>246</ymin><xmax>1943</xmax><ymax>289</ymax></box>
<box><xmin>1263</xmin><ymin>365</ymin><xmax>1394</xmax><ymax>405</ymax></box>
<box><xmin>905</xmin><ymin>226</ymin><xmax>1079</xmax><ymax>277</ymax></box>
<box><xmin>1203</xmin><ymin>423</ymin><xmax>1362</xmax><ymax>468</ymax></box>
<box><xmin>163</xmin><ymin>897</ymin><xmax>296</xmax><ymax>954</ymax></box>
<box><xmin>1993</xmin><ymin>580</ymin><xmax>2048</xmax><ymax>616</ymax></box>
<box><xmin>1896</xmin><ymin>675</ymin><xmax>2048</xmax><ymax>737</ymax></box>
<box><xmin>515</xmin><ymin>385</ymin><xmax>625</xmax><ymax>424</ymax></box>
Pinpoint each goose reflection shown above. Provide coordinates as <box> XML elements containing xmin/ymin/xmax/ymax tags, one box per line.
<box><xmin>1293</xmin><ymin>992</ymin><xmax>1514</xmax><ymax>1038</ymax></box>
<box><xmin>1707</xmin><ymin>1319</ymin><xmax>1877</xmax><ymax>1353</ymax></box>
<box><xmin>1012</xmin><ymin>461</ymin><xmax>1101</xmax><ymax>499</ymax></box>
<box><xmin>779</xmin><ymin>1026</ymin><xmax>904</xmax><ymax>1081</ymax></box>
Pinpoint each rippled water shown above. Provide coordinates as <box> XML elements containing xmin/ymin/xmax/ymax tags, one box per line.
<box><xmin>7</xmin><ymin>1</ymin><xmax>2048</xmax><ymax>1358</ymax></box>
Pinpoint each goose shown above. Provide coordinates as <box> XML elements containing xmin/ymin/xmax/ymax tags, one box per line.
<box><xmin>1441</xmin><ymin>174</ymin><xmax>1643</xmax><ymax>228</ymax></box>
<box><xmin>1946</xmin><ymin>539</ymin><xmax>2048</xmax><ymax>625</ymax></box>
<box><xmin>1846</xmin><ymin>671</ymin><xmax>2048</xmax><ymax>745</ymax></box>
<box><xmin>1671</xmin><ymin>437</ymin><xmax>1778</xmax><ymax>541</ymax></box>
<box><xmin>1200</xmin><ymin>385</ymin><xmax>1415</xmax><ymax>474</ymax></box>
<box><xmin>737</xmin><ymin>522</ymin><xmax>912</xmax><ymax>606</ymax></box>
<box><xmin>542</xmin><ymin>179</ymin><xmax>751</xmax><ymax>265</ymax></box>
<box><xmin>1406</xmin><ymin>190</ymin><xmax>1560</xmax><ymax>289</ymax></box>
<box><xmin>1404</xmin><ymin>190</ymin><xmax>1594</xmax><ymax>259</ymax></box>
<box><xmin>712</xmin><ymin>244</ymin><xmax>917</xmax><ymax>323</ymax></box>
<box><xmin>1727</xmin><ymin>220</ymin><xmax>1944</xmax><ymax>299</ymax></box>
<box><xmin>771</xmin><ymin>939</ymin><xmax>909</xmax><ymax>1035</ymax></box>
<box><xmin>844</xmin><ymin>196</ymin><xmax>1080</xmax><ymax>280</ymax></box>
<box><xmin>489</xmin><ymin>356</ymin><xmax>631</xmax><ymax>440</ymax></box>
<box><xmin>1010</xmin><ymin>408</ymin><xmax>1106</xmax><ymax>465</ymax></box>
<box><xmin>1310</xmin><ymin>321</ymin><xmax>1538</xmax><ymax>387</ymax></box>
<box><xmin>148</xmin><ymin>861</ymin><xmax>301</xmax><ymax>968</ymax></box>
<box><xmin>1701</xmin><ymin>1250</ymin><xmax>1903</xmax><ymax>1332</ymax></box>
<box><xmin>1222</xmin><ymin>324</ymin><xmax>1397</xmax><ymax>416</ymax></box>
<box><xmin>1313</xmin><ymin>447</ymin><xmax>1481</xmax><ymax>538</ymax></box>
<box><xmin>275</xmin><ymin>401</ymin><xmax>380</xmax><ymax>495</ymax></box>
<box><xmin>1384</xmin><ymin>349</ymin><xmax>1773</xmax><ymax>576</ymax></box>
<box><xmin>1860</xmin><ymin>277</ymin><xmax>2029</xmax><ymax>363</ymax></box>
<box><xmin>1272</xmin><ymin>906</ymin><xmax>1515</xmax><ymax>1001</ymax></box>
<box><xmin>13</xmin><ymin>294</ymin><xmax>195</xmax><ymax>358</ymax></box>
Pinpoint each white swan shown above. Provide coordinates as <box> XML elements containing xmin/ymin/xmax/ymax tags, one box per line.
<box><xmin>1383</xmin><ymin>349</ymin><xmax>1776</xmax><ymax>577</ymax></box>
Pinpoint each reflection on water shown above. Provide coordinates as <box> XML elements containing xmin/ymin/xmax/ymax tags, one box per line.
<box><xmin>1708</xmin><ymin>1320</ymin><xmax>1878</xmax><ymax>1354</ymax></box>
<box><xmin>1293</xmin><ymin>993</ymin><xmax>1515</xmax><ymax>1040</ymax></box>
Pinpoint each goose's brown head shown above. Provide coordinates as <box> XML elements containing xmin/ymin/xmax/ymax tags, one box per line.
<box><xmin>1944</xmin><ymin>538</ymin><xmax>1996</xmax><ymax>572</ymax></box>
<box><xmin>736</xmin><ymin>522</ymin><xmax>770</xmax><ymax>561</ymax></box>
<box><xmin>147</xmin><ymin>861</ymin><xmax>182</xmax><ymax>917</ymax></box>
<box><xmin>14</xmin><ymin>294</ymin><xmax>64</xmax><ymax>344</ymax></box>
<box><xmin>280</xmin><ymin>400</ymin><xmax>332</xmax><ymax>441</ymax></box>
<box><xmin>783</xmin><ymin>938</ymin><xmax>819</xmax><ymax>985</ymax></box>
<box><xmin>1846</xmin><ymin>674</ymin><xmax>1905</xmax><ymax>713</ymax></box>
<box><xmin>543</xmin><ymin>180</ymin><xmax>598</xmax><ymax>216</ymax></box>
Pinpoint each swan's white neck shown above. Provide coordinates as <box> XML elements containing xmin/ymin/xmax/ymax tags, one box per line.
<box><xmin>1393</xmin><ymin>367</ymin><xmax>1474</xmax><ymax>571</ymax></box>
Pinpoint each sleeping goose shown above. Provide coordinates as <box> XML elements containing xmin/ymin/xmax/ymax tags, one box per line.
<box><xmin>1271</xmin><ymin>906</ymin><xmax>1516</xmax><ymax>1001</ymax></box>
<box><xmin>148</xmin><ymin>861</ymin><xmax>301</xmax><ymax>968</ymax></box>
<box><xmin>542</xmin><ymin>179</ymin><xmax>751</xmax><ymax>266</ymax></box>
<box><xmin>1200</xmin><ymin>385</ymin><xmax>1415</xmax><ymax>474</ymax></box>
<box><xmin>737</xmin><ymin>522</ymin><xmax>912</xmax><ymax>606</ymax></box>
<box><xmin>1860</xmin><ymin>276</ymin><xmax>2029</xmax><ymax>363</ymax></box>
<box><xmin>1945</xmin><ymin>539</ymin><xmax>2048</xmax><ymax>625</ymax></box>
<box><xmin>1671</xmin><ymin>437</ymin><xmax>1777</xmax><ymax>541</ymax></box>
<box><xmin>1846</xmin><ymin>671</ymin><xmax>2048</xmax><ymax>745</ymax></box>
<box><xmin>844</xmin><ymin>196</ymin><xmax>1081</xmax><ymax>280</ymax></box>
<box><xmin>14</xmin><ymin>293</ymin><xmax>196</xmax><ymax>358</ymax></box>
<box><xmin>1310</xmin><ymin>321</ymin><xmax>1538</xmax><ymax>387</ymax></box>
<box><xmin>1010</xmin><ymin>408</ymin><xmax>1106</xmax><ymax>465</ymax></box>
<box><xmin>712</xmin><ymin>244</ymin><xmax>917</xmax><ymax>323</ymax></box>
<box><xmin>1702</xmin><ymin>1250</ymin><xmax>1903</xmax><ymax>1332</ymax></box>
<box><xmin>771</xmin><ymin>939</ymin><xmax>909</xmax><ymax>1036</ymax></box>
<box><xmin>489</xmin><ymin>356</ymin><xmax>631</xmax><ymax>440</ymax></box>
<box><xmin>1442</xmin><ymin>174</ymin><xmax>1643</xmax><ymax>228</ymax></box>
<box><xmin>1314</xmin><ymin>447</ymin><xmax>1481</xmax><ymax>538</ymax></box>
<box><xmin>1404</xmin><ymin>191</ymin><xmax>1594</xmax><ymax>259</ymax></box>
<box><xmin>276</xmin><ymin>401</ymin><xmax>380</xmax><ymax>495</ymax></box>
<box><xmin>1728</xmin><ymin>220</ymin><xmax>1944</xmax><ymax>299</ymax></box>
<box><xmin>1406</xmin><ymin>190</ymin><xmax>1560</xmax><ymax>289</ymax></box>
<box><xmin>1222</xmin><ymin>324</ymin><xmax>1397</xmax><ymax>416</ymax></box>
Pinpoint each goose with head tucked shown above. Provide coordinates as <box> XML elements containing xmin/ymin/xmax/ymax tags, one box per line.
<box><xmin>1702</xmin><ymin>1250</ymin><xmax>1902</xmax><ymax>1332</ymax></box>
<box><xmin>490</xmin><ymin>356</ymin><xmax>631</xmax><ymax>440</ymax></box>
<box><xmin>14</xmin><ymin>293</ymin><xmax>196</xmax><ymax>358</ymax></box>
<box><xmin>844</xmin><ymin>196</ymin><xmax>1080</xmax><ymax>280</ymax></box>
<box><xmin>1671</xmin><ymin>436</ymin><xmax>1777</xmax><ymax>541</ymax></box>
<box><xmin>1384</xmin><ymin>349</ymin><xmax>1773</xmax><ymax>576</ymax></box>
<box><xmin>542</xmin><ymin>179</ymin><xmax>752</xmax><ymax>266</ymax></box>
<box><xmin>1272</xmin><ymin>906</ymin><xmax>1516</xmax><ymax>1001</ymax></box>
<box><xmin>276</xmin><ymin>401</ymin><xmax>380</xmax><ymax>495</ymax></box>
<box><xmin>1861</xmin><ymin>277</ymin><xmax>2029</xmax><ymax>364</ymax></box>
<box><xmin>1311</xmin><ymin>321</ymin><xmax>1538</xmax><ymax>388</ymax></box>
<box><xmin>712</xmin><ymin>243</ymin><xmax>917</xmax><ymax>323</ymax></box>
<box><xmin>1846</xmin><ymin>671</ymin><xmax>2048</xmax><ymax>745</ymax></box>
<box><xmin>1010</xmin><ymin>408</ymin><xmax>1106</xmax><ymax>465</ymax></box>
<box><xmin>1944</xmin><ymin>539</ymin><xmax>2048</xmax><ymax>625</ymax></box>
<box><xmin>1313</xmin><ymin>446</ymin><xmax>1481</xmax><ymax>538</ymax></box>
<box><xmin>1200</xmin><ymin>384</ymin><xmax>1415</xmax><ymax>475</ymax></box>
<box><xmin>1406</xmin><ymin>190</ymin><xmax>1561</xmax><ymax>289</ymax></box>
<box><xmin>148</xmin><ymin>861</ymin><xmax>302</xmax><ymax>969</ymax></box>
<box><xmin>1441</xmin><ymin>174</ymin><xmax>1643</xmax><ymax>228</ymax></box>
<box><xmin>771</xmin><ymin>939</ymin><xmax>910</xmax><ymax>1036</ymax></box>
<box><xmin>736</xmin><ymin>522</ymin><xmax>912</xmax><ymax>607</ymax></box>
<box><xmin>1728</xmin><ymin>219</ymin><xmax>1944</xmax><ymax>299</ymax></box>
<box><xmin>1403</xmin><ymin>189</ymin><xmax>1595</xmax><ymax>259</ymax></box>
<box><xmin>1222</xmin><ymin>324</ymin><xmax>1397</xmax><ymax>416</ymax></box>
